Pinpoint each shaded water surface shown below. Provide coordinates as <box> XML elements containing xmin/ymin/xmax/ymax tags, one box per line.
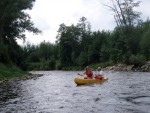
<box><xmin>0</xmin><ymin>71</ymin><xmax>150</xmax><ymax>113</ymax></box>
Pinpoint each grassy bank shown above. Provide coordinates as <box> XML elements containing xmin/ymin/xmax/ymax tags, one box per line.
<box><xmin>0</xmin><ymin>63</ymin><xmax>26</xmax><ymax>80</ymax></box>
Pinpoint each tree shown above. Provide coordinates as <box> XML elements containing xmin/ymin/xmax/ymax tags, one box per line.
<box><xmin>57</xmin><ymin>24</ymin><xmax>80</xmax><ymax>66</ymax></box>
<box><xmin>0</xmin><ymin>0</ymin><xmax>41</xmax><ymax>65</ymax></box>
<box><xmin>107</xmin><ymin>0</ymin><xmax>141</xmax><ymax>28</ymax></box>
<box><xmin>0</xmin><ymin>0</ymin><xmax>41</xmax><ymax>45</ymax></box>
<box><xmin>77</xmin><ymin>17</ymin><xmax>92</xmax><ymax>52</ymax></box>
<box><xmin>106</xmin><ymin>0</ymin><xmax>142</xmax><ymax>62</ymax></box>
<box><xmin>140</xmin><ymin>28</ymin><xmax>150</xmax><ymax>60</ymax></box>
<box><xmin>56</xmin><ymin>17</ymin><xmax>92</xmax><ymax>67</ymax></box>
<box><xmin>88</xmin><ymin>31</ymin><xmax>110</xmax><ymax>63</ymax></box>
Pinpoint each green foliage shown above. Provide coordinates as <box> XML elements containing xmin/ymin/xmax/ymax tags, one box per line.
<box><xmin>100</xmin><ymin>45</ymin><xmax>111</xmax><ymax>62</ymax></box>
<box><xmin>2</xmin><ymin>15</ymin><xmax>148</xmax><ymax>71</ymax></box>
<box><xmin>129</xmin><ymin>54</ymin><xmax>146</xmax><ymax>66</ymax></box>
<box><xmin>110</xmin><ymin>49</ymin><xmax>123</xmax><ymax>62</ymax></box>
<box><xmin>140</xmin><ymin>27</ymin><xmax>150</xmax><ymax>59</ymax></box>
<box><xmin>89</xmin><ymin>31</ymin><xmax>111</xmax><ymax>63</ymax></box>
<box><xmin>27</xmin><ymin>59</ymin><xmax>56</xmax><ymax>71</ymax></box>
<box><xmin>107</xmin><ymin>0</ymin><xmax>142</xmax><ymax>60</ymax></box>
<box><xmin>56</xmin><ymin>17</ymin><xmax>91</xmax><ymax>67</ymax></box>
<box><xmin>0</xmin><ymin>63</ymin><xmax>26</xmax><ymax>80</ymax></box>
<box><xmin>39</xmin><ymin>41</ymin><xmax>53</xmax><ymax>61</ymax></box>
<box><xmin>23</xmin><ymin>41</ymin><xmax>59</xmax><ymax>70</ymax></box>
<box><xmin>23</xmin><ymin>16</ymin><xmax>150</xmax><ymax>70</ymax></box>
<box><xmin>0</xmin><ymin>44</ymin><xmax>10</xmax><ymax>63</ymax></box>
<box><xmin>62</xmin><ymin>66</ymin><xmax>83</xmax><ymax>71</ymax></box>
<box><xmin>0</xmin><ymin>0</ymin><xmax>41</xmax><ymax>74</ymax></box>
<box><xmin>0</xmin><ymin>0</ymin><xmax>41</xmax><ymax>44</ymax></box>
<box><xmin>76</xmin><ymin>52</ymin><xmax>88</xmax><ymax>66</ymax></box>
<box><xmin>90</xmin><ymin>60</ymin><xmax>113</xmax><ymax>69</ymax></box>
<box><xmin>27</xmin><ymin>62</ymin><xmax>41</xmax><ymax>70</ymax></box>
<box><xmin>27</xmin><ymin>51</ymin><xmax>40</xmax><ymax>62</ymax></box>
<box><xmin>55</xmin><ymin>60</ymin><xmax>62</xmax><ymax>70</ymax></box>
<box><xmin>88</xmin><ymin>45</ymin><xmax>100</xmax><ymax>63</ymax></box>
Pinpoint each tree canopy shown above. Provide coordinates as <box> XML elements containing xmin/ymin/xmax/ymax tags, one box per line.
<box><xmin>0</xmin><ymin>0</ymin><xmax>41</xmax><ymax>64</ymax></box>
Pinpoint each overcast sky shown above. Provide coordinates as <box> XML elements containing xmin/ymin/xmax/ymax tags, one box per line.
<box><xmin>17</xmin><ymin>0</ymin><xmax>150</xmax><ymax>45</ymax></box>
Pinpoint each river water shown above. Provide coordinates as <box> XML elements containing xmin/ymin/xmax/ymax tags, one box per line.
<box><xmin>0</xmin><ymin>71</ymin><xmax>150</xmax><ymax>113</ymax></box>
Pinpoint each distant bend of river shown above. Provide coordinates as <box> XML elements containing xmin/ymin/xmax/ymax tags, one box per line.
<box><xmin>0</xmin><ymin>71</ymin><xmax>150</xmax><ymax>113</ymax></box>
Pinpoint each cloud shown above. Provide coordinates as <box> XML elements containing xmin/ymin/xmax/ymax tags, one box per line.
<box><xmin>139</xmin><ymin>1</ymin><xmax>150</xmax><ymax>20</ymax></box>
<box><xmin>17</xmin><ymin>0</ymin><xmax>150</xmax><ymax>45</ymax></box>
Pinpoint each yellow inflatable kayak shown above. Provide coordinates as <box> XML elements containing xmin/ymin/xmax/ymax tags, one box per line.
<box><xmin>74</xmin><ymin>77</ymin><xmax>108</xmax><ymax>85</ymax></box>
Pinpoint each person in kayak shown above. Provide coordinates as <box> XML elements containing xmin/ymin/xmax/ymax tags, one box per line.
<box><xmin>78</xmin><ymin>66</ymin><xmax>93</xmax><ymax>79</ymax></box>
<box><xmin>94</xmin><ymin>67</ymin><xmax>104</xmax><ymax>80</ymax></box>
<box><xmin>84</xmin><ymin>66</ymin><xmax>93</xmax><ymax>79</ymax></box>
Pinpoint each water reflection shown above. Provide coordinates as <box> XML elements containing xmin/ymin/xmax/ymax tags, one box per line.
<box><xmin>0</xmin><ymin>71</ymin><xmax>150</xmax><ymax>113</ymax></box>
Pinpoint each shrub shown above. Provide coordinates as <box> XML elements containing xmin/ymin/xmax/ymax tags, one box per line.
<box><xmin>0</xmin><ymin>44</ymin><xmax>10</xmax><ymax>63</ymax></box>
<box><xmin>140</xmin><ymin>28</ymin><xmax>150</xmax><ymax>60</ymax></box>
<box><xmin>55</xmin><ymin>60</ymin><xmax>62</xmax><ymax>70</ymax></box>
<box><xmin>129</xmin><ymin>54</ymin><xmax>146</xmax><ymax>66</ymax></box>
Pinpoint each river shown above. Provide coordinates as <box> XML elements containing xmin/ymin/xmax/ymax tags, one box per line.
<box><xmin>0</xmin><ymin>71</ymin><xmax>150</xmax><ymax>113</ymax></box>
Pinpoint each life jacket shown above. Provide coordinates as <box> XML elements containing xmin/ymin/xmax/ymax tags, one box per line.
<box><xmin>94</xmin><ymin>75</ymin><xmax>103</xmax><ymax>80</ymax></box>
<box><xmin>85</xmin><ymin>70</ymin><xmax>93</xmax><ymax>78</ymax></box>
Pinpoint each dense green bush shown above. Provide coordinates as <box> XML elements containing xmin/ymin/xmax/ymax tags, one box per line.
<box><xmin>76</xmin><ymin>52</ymin><xmax>88</xmax><ymax>66</ymax></box>
<box><xmin>0</xmin><ymin>63</ymin><xmax>26</xmax><ymax>80</ymax></box>
<box><xmin>129</xmin><ymin>54</ymin><xmax>146</xmax><ymax>66</ymax></box>
<box><xmin>0</xmin><ymin>44</ymin><xmax>10</xmax><ymax>63</ymax></box>
<box><xmin>55</xmin><ymin>60</ymin><xmax>62</xmax><ymax>70</ymax></box>
<box><xmin>140</xmin><ymin>28</ymin><xmax>150</xmax><ymax>60</ymax></box>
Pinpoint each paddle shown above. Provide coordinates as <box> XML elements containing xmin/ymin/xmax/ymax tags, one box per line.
<box><xmin>78</xmin><ymin>73</ymin><xmax>84</xmax><ymax>76</ymax></box>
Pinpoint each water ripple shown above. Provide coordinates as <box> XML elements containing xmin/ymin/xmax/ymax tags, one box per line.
<box><xmin>0</xmin><ymin>71</ymin><xmax>150</xmax><ymax>113</ymax></box>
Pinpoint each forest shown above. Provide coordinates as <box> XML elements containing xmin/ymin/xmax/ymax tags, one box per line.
<box><xmin>0</xmin><ymin>0</ymin><xmax>150</xmax><ymax>74</ymax></box>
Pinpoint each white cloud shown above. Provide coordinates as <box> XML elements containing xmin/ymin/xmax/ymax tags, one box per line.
<box><xmin>139</xmin><ymin>1</ymin><xmax>150</xmax><ymax>20</ymax></box>
<box><xmin>17</xmin><ymin>0</ymin><xmax>150</xmax><ymax>45</ymax></box>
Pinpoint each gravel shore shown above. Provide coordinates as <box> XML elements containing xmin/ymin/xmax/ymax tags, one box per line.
<box><xmin>0</xmin><ymin>73</ymin><xmax>43</xmax><ymax>84</ymax></box>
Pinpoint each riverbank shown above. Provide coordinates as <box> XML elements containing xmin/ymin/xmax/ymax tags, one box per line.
<box><xmin>0</xmin><ymin>63</ymin><xmax>25</xmax><ymax>80</ymax></box>
<box><xmin>0</xmin><ymin>63</ymin><xmax>43</xmax><ymax>84</ymax></box>
<box><xmin>104</xmin><ymin>61</ymin><xmax>150</xmax><ymax>72</ymax></box>
<box><xmin>0</xmin><ymin>60</ymin><xmax>149</xmax><ymax>84</ymax></box>
<box><xmin>0</xmin><ymin>73</ymin><xmax>43</xmax><ymax>84</ymax></box>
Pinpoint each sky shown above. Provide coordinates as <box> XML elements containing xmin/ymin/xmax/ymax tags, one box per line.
<box><xmin>17</xmin><ymin>0</ymin><xmax>150</xmax><ymax>45</ymax></box>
